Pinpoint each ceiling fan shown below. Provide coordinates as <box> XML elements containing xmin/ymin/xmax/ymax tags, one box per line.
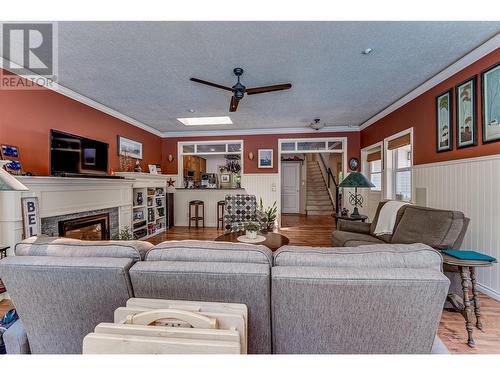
<box><xmin>190</xmin><ymin>68</ymin><xmax>292</xmax><ymax>112</ymax></box>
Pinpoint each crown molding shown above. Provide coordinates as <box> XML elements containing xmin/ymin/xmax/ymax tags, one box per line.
<box><xmin>160</xmin><ymin>125</ymin><xmax>359</xmax><ymax>138</ymax></box>
<box><xmin>1</xmin><ymin>58</ymin><xmax>164</xmax><ymax>137</ymax></box>
<box><xmin>359</xmin><ymin>33</ymin><xmax>500</xmax><ymax>131</ymax></box>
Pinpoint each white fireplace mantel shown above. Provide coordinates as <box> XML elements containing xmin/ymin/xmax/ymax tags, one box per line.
<box><xmin>0</xmin><ymin>176</ymin><xmax>138</xmax><ymax>256</ymax></box>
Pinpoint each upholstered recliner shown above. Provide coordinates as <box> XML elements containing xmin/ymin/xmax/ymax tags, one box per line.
<box><xmin>224</xmin><ymin>194</ymin><xmax>265</xmax><ymax>234</ymax></box>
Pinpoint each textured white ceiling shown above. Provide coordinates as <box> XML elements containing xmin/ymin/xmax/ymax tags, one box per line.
<box><xmin>56</xmin><ymin>22</ymin><xmax>500</xmax><ymax>134</ymax></box>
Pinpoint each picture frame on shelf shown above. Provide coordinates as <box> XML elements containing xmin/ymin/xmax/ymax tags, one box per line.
<box><xmin>258</xmin><ymin>149</ymin><xmax>273</xmax><ymax>168</ymax></box>
<box><xmin>117</xmin><ymin>136</ymin><xmax>143</xmax><ymax>159</ymax></box>
<box><xmin>4</xmin><ymin>160</ymin><xmax>22</xmax><ymax>175</ymax></box>
<box><xmin>481</xmin><ymin>62</ymin><xmax>500</xmax><ymax>144</ymax></box>
<box><xmin>148</xmin><ymin>164</ymin><xmax>158</xmax><ymax>174</ymax></box>
<box><xmin>455</xmin><ymin>76</ymin><xmax>477</xmax><ymax>148</ymax></box>
<box><xmin>220</xmin><ymin>173</ymin><xmax>231</xmax><ymax>183</ymax></box>
<box><xmin>435</xmin><ymin>89</ymin><xmax>453</xmax><ymax>152</ymax></box>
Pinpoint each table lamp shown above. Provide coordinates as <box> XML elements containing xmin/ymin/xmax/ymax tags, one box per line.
<box><xmin>0</xmin><ymin>160</ymin><xmax>29</xmax><ymax>191</ymax></box>
<box><xmin>338</xmin><ymin>171</ymin><xmax>374</xmax><ymax>218</ymax></box>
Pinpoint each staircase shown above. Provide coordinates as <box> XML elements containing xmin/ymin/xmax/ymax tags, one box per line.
<box><xmin>306</xmin><ymin>160</ymin><xmax>334</xmax><ymax>215</ymax></box>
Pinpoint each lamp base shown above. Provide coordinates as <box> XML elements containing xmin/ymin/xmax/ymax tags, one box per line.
<box><xmin>350</xmin><ymin>206</ymin><xmax>361</xmax><ymax>218</ymax></box>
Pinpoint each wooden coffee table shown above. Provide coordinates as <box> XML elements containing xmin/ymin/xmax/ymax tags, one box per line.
<box><xmin>214</xmin><ymin>232</ymin><xmax>289</xmax><ymax>252</ymax></box>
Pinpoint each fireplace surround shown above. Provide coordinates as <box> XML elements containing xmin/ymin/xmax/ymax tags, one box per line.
<box><xmin>58</xmin><ymin>213</ymin><xmax>110</xmax><ymax>240</ymax></box>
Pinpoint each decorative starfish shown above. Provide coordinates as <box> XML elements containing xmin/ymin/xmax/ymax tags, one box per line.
<box><xmin>167</xmin><ymin>177</ymin><xmax>176</xmax><ymax>187</ymax></box>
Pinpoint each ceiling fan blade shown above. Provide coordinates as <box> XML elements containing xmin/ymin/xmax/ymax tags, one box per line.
<box><xmin>190</xmin><ymin>78</ymin><xmax>234</xmax><ymax>92</ymax></box>
<box><xmin>246</xmin><ymin>83</ymin><xmax>292</xmax><ymax>95</ymax></box>
<box><xmin>230</xmin><ymin>96</ymin><xmax>240</xmax><ymax>112</ymax></box>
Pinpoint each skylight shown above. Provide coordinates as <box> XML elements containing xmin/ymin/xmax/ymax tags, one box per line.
<box><xmin>177</xmin><ymin>116</ymin><xmax>233</xmax><ymax>126</ymax></box>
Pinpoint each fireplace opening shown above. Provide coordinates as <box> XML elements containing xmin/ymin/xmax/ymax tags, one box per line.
<box><xmin>58</xmin><ymin>213</ymin><xmax>110</xmax><ymax>240</ymax></box>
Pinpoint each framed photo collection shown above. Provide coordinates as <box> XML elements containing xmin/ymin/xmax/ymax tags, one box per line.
<box><xmin>435</xmin><ymin>60</ymin><xmax>500</xmax><ymax>152</ymax></box>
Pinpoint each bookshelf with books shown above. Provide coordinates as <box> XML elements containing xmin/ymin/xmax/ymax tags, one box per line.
<box><xmin>116</xmin><ymin>172</ymin><xmax>169</xmax><ymax>240</ymax></box>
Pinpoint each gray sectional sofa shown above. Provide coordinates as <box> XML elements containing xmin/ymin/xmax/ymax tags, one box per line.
<box><xmin>0</xmin><ymin>236</ymin><xmax>450</xmax><ymax>354</ymax></box>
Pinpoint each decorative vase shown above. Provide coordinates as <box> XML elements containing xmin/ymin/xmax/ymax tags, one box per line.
<box><xmin>136</xmin><ymin>192</ymin><xmax>144</xmax><ymax>205</ymax></box>
<box><xmin>246</xmin><ymin>230</ymin><xmax>257</xmax><ymax>240</ymax></box>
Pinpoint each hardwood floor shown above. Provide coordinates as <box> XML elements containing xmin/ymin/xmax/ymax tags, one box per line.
<box><xmin>1</xmin><ymin>213</ymin><xmax>499</xmax><ymax>354</ymax></box>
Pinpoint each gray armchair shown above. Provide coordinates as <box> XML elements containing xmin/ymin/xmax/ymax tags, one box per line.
<box><xmin>224</xmin><ymin>194</ymin><xmax>266</xmax><ymax>234</ymax></box>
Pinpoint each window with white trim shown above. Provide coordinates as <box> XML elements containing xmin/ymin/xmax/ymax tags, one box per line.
<box><xmin>393</xmin><ymin>144</ymin><xmax>412</xmax><ymax>201</ymax></box>
<box><xmin>369</xmin><ymin>159</ymin><xmax>382</xmax><ymax>191</ymax></box>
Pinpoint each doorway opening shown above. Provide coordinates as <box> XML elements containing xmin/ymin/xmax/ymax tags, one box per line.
<box><xmin>278</xmin><ymin>138</ymin><xmax>346</xmax><ymax>227</ymax></box>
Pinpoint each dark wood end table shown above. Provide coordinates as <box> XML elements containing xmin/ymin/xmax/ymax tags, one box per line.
<box><xmin>442</xmin><ymin>253</ymin><xmax>497</xmax><ymax>348</ymax></box>
<box><xmin>334</xmin><ymin>214</ymin><xmax>368</xmax><ymax>225</ymax></box>
<box><xmin>214</xmin><ymin>232</ymin><xmax>289</xmax><ymax>252</ymax></box>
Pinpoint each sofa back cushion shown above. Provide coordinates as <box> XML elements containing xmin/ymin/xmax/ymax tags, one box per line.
<box><xmin>0</xmin><ymin>256</ymin><xmax>133</xmax><ymax>354</ymax></box>
<box><xmin>369</xmin><ymin>201</ymin><xmax>409</xmax><ymax>242</ymax></box>
<box><xmin>274</xmin><ymin>243</ymin><xmax>442</xmax><ymax>271</ymax></box>
<box><xmin>15</xmin><ymin>236</ymin><xmax>152</xmax><ymax>261</ymax></box>
<box><xmin>390</xmin><ymin>206</ymin><xmax>467</xmax><ymax>249</ymax></box>
<box><xmin>271</xmin><ymin>265</ymin><xmax>449</xmax><ymax>353</ymax></box>
<box><xmin>145</xmin><ymin>240</ymin><xmax>272</xmax><ymax>264</ymax></box>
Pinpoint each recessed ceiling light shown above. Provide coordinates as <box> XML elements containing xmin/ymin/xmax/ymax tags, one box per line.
<box><xmin>187</xmin><ymin>109</ymin><xmax>196</xmax><ymax>113</ymax></box>
<box><xmin>362</xmin><ymin>48</ymin><xmax>373</xmax><ymax>55</ymax></box>
<box><xmin>177</xmin><ymin>116</ymin><xmax>233</xmax><ymax>126</ymax></box>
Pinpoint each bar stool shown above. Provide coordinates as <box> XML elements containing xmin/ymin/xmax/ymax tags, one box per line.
<box><xmin>189</xmin><ymin>200</ymin><xmax>205</xmax><ymax>228</ymax></box>
<box><xmin>217</xmin><ymin>200</ymin><xmax>225</xmax><ymax>230</ymax></box>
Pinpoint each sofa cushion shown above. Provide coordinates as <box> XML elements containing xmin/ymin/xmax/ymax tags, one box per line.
<box><xmin>15</xmin><ymin>236</ymin><xmax>152</xmax><ymax>261</ymax></box>
<box><xmin>274</xmin><ymin>243</ymin><xmax>442</xmax><ymax>271</ymax></box>
<box><xmin>3</xmin><ymin>320</ymin><xmax>31</xmax><ymax>354</ymax></box>
<box><xmin>332</xmin><ymin>230</ymin><xmax>385</xmax><ymax>247</ymax></box>
<box><xmin>390</xmin><ymin>206</ymin><xmax>466</xmax><ymax>249</ymax></box>
<box><xmin>271</xmin><ymin>265</ymin><xmax>449</xmax><ymax>353</ymax></box>
<box><xmin>129</xmin><ymin>260</ymin><xmax>272</xmax><ymax>354</ymax></box>
<box><xmin>0</xmin><ymin>256</ymin><xmax>133</xmax><ymax>354</ymax></box>
<box><xmin>145</xmin><ymin>240</ymin><xmax>272</xmax><ymax>265</ymax></box>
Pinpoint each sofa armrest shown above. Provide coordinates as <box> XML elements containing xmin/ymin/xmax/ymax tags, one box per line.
<box><xmin>337</xmin><ymin>219</ymin><xmax>371</xmax><ymax>234</ymax></box>
<box><xmin>4</xmin><ymin>320</ymin><xmax>31</xmax><ymax>354</ymax></box>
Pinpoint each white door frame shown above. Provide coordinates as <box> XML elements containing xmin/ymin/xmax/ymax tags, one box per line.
<box><xmin>277</xmin><ymin>137</ymin><xmax>348</xmax><ymax>218</ymax></box>
<box><xmin>281</xmin><ymin>161</ymin><xmax>301</xmax><ymax>214</ymax></box>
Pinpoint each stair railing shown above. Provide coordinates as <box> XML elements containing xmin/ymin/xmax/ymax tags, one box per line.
<box><xmin>319</xmin><ymin>154</ymin><xmax>340</xmax><ymax>216</ymax></box>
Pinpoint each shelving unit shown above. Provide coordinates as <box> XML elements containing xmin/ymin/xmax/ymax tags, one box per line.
<box><xmin>116</xmin><ymin>172</ymin><xmax>170</xmax><ymax>241</ymax></box>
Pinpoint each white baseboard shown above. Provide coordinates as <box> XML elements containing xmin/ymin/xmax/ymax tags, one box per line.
<box><xmin>477</xmin><ymin>283</ymin><xmax>500</xmax><ymax>302</ymax></box>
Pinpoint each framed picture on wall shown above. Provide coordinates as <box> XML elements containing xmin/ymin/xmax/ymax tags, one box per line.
<box><xmin>481</xmin><ymin>62</ymin><xmax>500</xmax><ymax>144</ymax></box>
<box><xmin>435</xmin><ymin>89</ymin><xmax>453</xmax><ymax>152</ymax></box>
<box><xmin>455</xmin><ymin>76</ymin><xmax>477</xmax><ymax>148</ymax></box>
<box><xmin>118</xmin><ymin>136</ymin><xmax>143</xmax><ymax>159</ymax></box>
<box><xmin>0</xmin><ymin>144</ymin><xmax>20</xmax><ymax>159</ymax></box>
<box><xmin>258</xmin><ymin>149</ymin><xmax>273</xmax><ymax>168</ymax></box>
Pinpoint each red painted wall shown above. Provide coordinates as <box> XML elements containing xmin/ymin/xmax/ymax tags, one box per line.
<box><xmin>361</xmin><ymin>49</ymin><xmax>500</xmax><ymax>165</ymax></box>
<box><xmin>161</xmin><ymin>131</ymin><xmax>360</xmax><ymax>174</ymax></box>
<box><xmin>0</xmin><ymin>70</ymin><xmax>163</xmax><ymax>176</ymax></box>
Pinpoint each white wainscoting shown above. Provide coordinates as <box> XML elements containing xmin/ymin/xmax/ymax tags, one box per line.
<box><xmin>414</xmin><ymin>155</ymin><xmax>500</xmax><ymax>300</ymax></box>
<box><xmin>241</xmin><ymin>173</ymin><xmax>281</xmax><ymax>227</ymax></box>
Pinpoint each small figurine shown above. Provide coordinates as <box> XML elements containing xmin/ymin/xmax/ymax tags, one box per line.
<box><xmin>134</xmin><ymin>160</ymin><xmax>142</xmax><ymax>173</ymax></box>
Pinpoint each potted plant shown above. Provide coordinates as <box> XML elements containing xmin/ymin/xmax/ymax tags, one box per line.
<box><xmin>259</xmin><ymin>198</ymin><xmax>278</xmax><ymax>232</ymax></box>
<box><xmin>245</xmin><ymin>223</ymin><xmax>259</xmax><ymax>240</ymax></box>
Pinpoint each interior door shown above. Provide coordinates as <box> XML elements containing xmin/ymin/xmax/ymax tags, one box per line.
<box><xmin>281</xmin><ymin>162</ymin><xmax>300</xmax><ymax>213</ymax></box>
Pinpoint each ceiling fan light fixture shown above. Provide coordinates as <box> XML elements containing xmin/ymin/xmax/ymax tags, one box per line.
<box><xmin>177</xmin><ymin>116</ymin><xmax>233</xmax><ymax>126</ymax></box>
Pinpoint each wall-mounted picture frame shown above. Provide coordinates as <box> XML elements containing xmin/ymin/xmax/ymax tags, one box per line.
<box><xmin>455</xmin><ymin>76</ymin><xmax>477</xmax><ymax>148</ymax></box>
<box><xmin>436</xmin><ymin>89</ymin><xmax>453</xmax><ymax>152</ymax></box>
<box><xmin>118</xmin><ymin>136</ymin><xmax>143</xmax><ymax>159</ymax></box>
<box><xmin>0</xmin><ymin>144</ymin><xmax>20</xmax><ymax>159</ymax></box>
<box><xmin>258</xmin><ymin>149</ymin><xmax>274</xmax><ymax>168</ymax></box>
<box><xmin>481</xmin><ymin>62</ymin><xmax>500</xmax><ymax>144</ymax></box>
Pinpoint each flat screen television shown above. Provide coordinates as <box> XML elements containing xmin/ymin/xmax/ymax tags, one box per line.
<box><xmin>50</xmin><ymin>129</ymin><xmax>109</xmax><ymax>176</ymax></box>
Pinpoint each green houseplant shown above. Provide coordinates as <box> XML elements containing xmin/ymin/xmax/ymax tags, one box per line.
<box><xmin>259</xmin><ymin>198</ymin><xmax>277</xmax><ymax>232</ymax></box>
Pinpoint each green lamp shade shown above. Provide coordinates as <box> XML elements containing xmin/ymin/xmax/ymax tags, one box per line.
<box><xmin>338</xmin><ymin>172</ymin><xmax>375</xmax><ymax>188</ymax></box>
